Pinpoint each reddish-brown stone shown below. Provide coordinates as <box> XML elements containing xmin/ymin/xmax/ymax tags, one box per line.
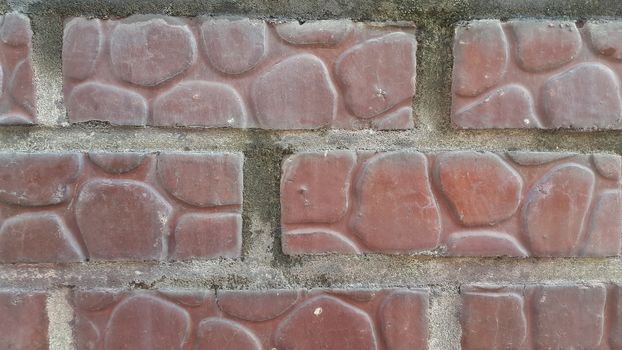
<box><xmin>0</xmin><ymin>152</ymin><xmax>243</xmax><ymax>263</ymax></box>
<box><xmin>73</xmin><ymin>288</ymin><xmax>428</xmax><ymax>350</ymax></box>
<box><xmin>281</xmin><ymin>151</ymin><xmax>621</xmax><ymax>256</ymax></box>
<box><xmin>0</xmin><ymin>290</ymin><xmax>48</xmax><ymax>350</ymax></box>
<box><xmin>461</xmin><ymin>290</ymin><xmax>527</xmax><ymax>349</ymax></box>
<box><xmin>452</xmin><ymin>19</ymin><xmax>622</xmax><ymax>129</ymax></box>
<box><xmin>509</xmin><ymin>20</ymin><xmax>581</xmax><ymax>72</ymax></box>
<box><xmin>533</xmin><ymin>285</ymin><xmax>606</xmax><ymax>349</ymax></box>
<box><xmin>0</xmin><ymin>12</ymin><xmax>35</xmax><ymax>124</ymax></box>
<box><xmin>461</xmin><ymin>284</ymin><xmax>617</xmax><ymax>350</ymax></box>
<box><xmin>63</xmin><ymin>17</ymin><xmax>416</xmax><ymax>129</ymax></box>
<box><xmin>275</xmin><ymin>20</ymin><xmax>353</xmax><ymax>46</ymax></box>
<box><xmin>435</xmin><ymin>151</ymin><xmax>522</xmax><ymax>226</ymax></box>
<box><xmin>281</xmin><ymin>151</ymin><xmax>356</xmax><ymax>224</ymax></box>
<box><xmin>172</xmin><ymin>213</ymin><xmax>242</xmax><ymax>259</ymax></box>
<box><xmin>156</xmin><ymin>152</ymin><xmax>243</xmax><ymax>207</ymax></box>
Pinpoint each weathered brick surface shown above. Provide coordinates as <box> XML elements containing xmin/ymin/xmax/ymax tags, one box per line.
<box><xmin>72</xmin><ymin>288</ymin><xmax>428</xmax><ymax>350</ymax></box>
<box><xmin>460</xmin><ymin>284</ymin><xmax>621</xmax><ymax>349</ymax></box>
<box><xmin>0</xmin><ymin>290</ymin><xmax>48</xmax><ymax>349</ymax></box>
<box><xmin>452</xmin><ymin>20</ymin><xmax>622</xmax><ymax>129</ymax></box>
<box><xmin>0</xmin><ymin>12</ymin><xmax>36</xmax><ymax>125</ymax></box>
<box><xmin>62</xmin><ymin>16</ymin><xmax>417</xmax><ymax>129</ymax></box>
<box><xmin>0</xmin><ymin>152</ymin><xmax>243</xmax><ymax>263</ymax></box>
<box><xmin>281</xmin><ymin>150</ymin><xmax>621</xmax><ymax>256</ymax></box>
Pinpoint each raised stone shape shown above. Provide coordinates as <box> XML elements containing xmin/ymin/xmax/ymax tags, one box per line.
<box><xmin>510</xmin><ymin>20</ymin><xmax>581</xmax><ymax>72</ymax></box>
<box><xmin>281</xmin><ymin>151</ymin><xmax>356</xmax><ymax>224</ymax></box>
<box><xmin>336</xmin><ymin>32</ymin><xmax>416</xmax><ymax>118</ymax></box>
<box><xmin>370</xmin><ymin>107</ymin><xmax>414</xmax><ymax>130</ymax></box>
<box><xmin>0</xmin><ymin>13</ymin><xmax>32</xmax><ymax>47</ymax></box>
<box><xmin>156</xmin><ymin>153</ymin><xmax>243</xmax><ymax>207</ymax></box>
<box><xmin>447</xmin><ymin>231</ymin><xmax>528</xmax><ymax>257</ymax></box>
<box><xmin>63</xmin><ymin>18</ymin><xmax>102</xmax><ymax>80</ymax></box>
<box><xmin>218</xmin><ymin>290</ymin><xmax>300</xmax><ymax>322</ymax></box>
<box><xmin>0</xmin><ymin>153</ymin><xmax>82</xmax><ymax>206</ymax></box>
<box><xmin>533</xmin><ymin>285</ymin><xmax>606</xmax><ymax>349</ymax></box>
<box><xmin>75</xmin><ymin>179</ymin><xmax>172</xmax><ymax>260</ymax></box>
<box><xmin>274</xmin><ymin>295</ymin><xmax>377</xmax><ymax>350</ymax></box>
<box><xmin>379</xmin><ymin>290</ymin><xmax>428</xmax><ymax>350</ymax></box>
<box><xmin>523</xmin><ymin>164</ymin><xmax>595</xmax><ymax>256</ymax></box>
<box><xmin>582</xmin><ymin>191</ymin><xmax>622</xmax><ymax>256</ymax></box>
<box><xmin>453</xmin><ymin>84</ymin><xmax>539</xmax><ymax>128</ymax></box>
<box><xmin>201</xmin><ymin>18</ymin><xmax>266</xmax><ymax>74</ymax></box>
<box><xmin>10</xmin><ymin>59</ymin><xmax>36</xmax><ymax>116</ymax></box>
<box><xmin>88</xmin><ymin>152</ymin><xmax>146</xmax><ymax>174</ymax></box>
<box><xmin>283</xmin><ymin>229</ymin><xmax>360</xmax><ymax>255</ymax></box>
<box><xmin>586</xmin><ymin>21</ymin><xmax>622</xmax><ymax>60</ymax></box>
<box><xmin>461</xmin><ymin>292</ymin><xmax>527</xmax><ymax>349</ymax></box>
<box><xmin>591</xmin><ymin>154</ymin><xmax>621</xmax><ymax>180</ymax></box>
<box><xmin>67</xmin><ymin>82</ymin><xmax>148</xmax><ymax>125</ymax></box>
<box><xmin>453</xmin><ymin>20</ymin><xmax>507</xmax><ymax>97</ymax></box>
<box><xmin>110</xmin><ymin>18</ymin><xmax>196</xmax><ymax>86</ymax></box>
<box><xmin>0</xmin><ymin>213</ymin><xmax>84</xmax><ymax>263</ymax></box>
<box><xmin>436</xmin><ymin>151</ymin><xmax>522</xmax><ymax>226</ymax></box>
<box><xmin>252</xmin><ymin>54</ymin><xmax>337</xmax><ymax>129</ymax></box>
<box><xmin>104</xmin><ymin>295</ymin><xmax>190</xmax><ymax>350</ymax></box>
<box><xmin>351</xmin><ymin>151</ymin><xmax>441</xmax><ymax>252</ymax></box>
<box><xmin>172</xmin><ymin>213</ymin><xmax>241</xmax><ymax>259</ymax></box>
<box><xmin>152</xmin><ymin>81</ymin><xmax>246</xmax><ymax>127</ymax></box>
<box><xmin>506</xmin><ymin>151</ymin><xmax>574</xmax><ymax>166</ymax></box>
<box><xmin>275</xmin><ymin>20</ymin><xmax>353</xmax><ymax>46</ymax></box>
<box><xmin>195</xmin><ymin>318</ymin><xmax>260</xmax><ymax>350</ymax></box>
<box><xmin>541</xmin><ymin>63</ymin><xmax>622</xmax><ymax>128</ymax></box>
<box><xmin>0</xmin><ymin>291</ymin><xmax>48</xmax><ymax>350</ymax></box>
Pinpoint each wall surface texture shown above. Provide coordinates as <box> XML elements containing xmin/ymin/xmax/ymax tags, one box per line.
<box><xmin>1</xmin><ymin>0</ymin><xmax>622</xmax><ymax>349</ymax></box>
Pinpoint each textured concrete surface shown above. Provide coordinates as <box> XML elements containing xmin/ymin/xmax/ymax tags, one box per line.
<box><xmin>1</xmin><ymin>0</ymin><xmax>622</xmax><ymax>349</ymax></box>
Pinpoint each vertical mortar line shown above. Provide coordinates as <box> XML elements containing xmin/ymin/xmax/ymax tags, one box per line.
<box><xmin>47</xmin><ymin>287</ymin><xmax>75</xmax><ymax>350</ymax></box>
<box><xmin>30</xmin><ymin>11</ymin><xmax>65</xmax><ymax>125</ymax></box>
<box><xmin>428</xmin><ymin>285</ymin><xmax>461</xmax><ymax>350</ymax></box>
<box><xmin>241</xmin><ymin>130</ymin><xmax>292</xmax><ymax>273</ymax></box>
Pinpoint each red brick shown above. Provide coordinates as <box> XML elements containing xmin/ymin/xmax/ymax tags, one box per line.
<box><xmin>281</xmin><ymin>150</ymin><xmax>621</xmax><ymax>257</ymax></box>
<box><xmin>0</xmin><ymin>290</ymin><xmax>48</xmax><ymax>350</ymax></box>
<box><xmin>452</xmin><ymin>20</ymin><xmax>622</xmax><ymax>129</ymax></box>
<box><xmin>461</xmin><ymin>284</ymin><xmax>610</xmax><ymax>349</ymax></box>
<box><xmin>0</xmin><ymin>12</ymin><xmax>36</xmax><ymax>125</ymax></box>
<box><xmin>72</xmin><ymin>288</ymin><xmax>428</xmax><ymax>350</ymax></box>
<box><xmin>62</xmin><ymin>16</ymin><xmax>416</xmax><ymax>129</ymax></box>
<box><xmin>0</xmin><ymin>152</ymin><xmax>243</xmax><ymax>263</ymax></box>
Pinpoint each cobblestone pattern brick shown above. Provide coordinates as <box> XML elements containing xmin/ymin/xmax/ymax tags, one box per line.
<box><xmin>0</xmin><ymin>152</ymin><xmax>243</xmax><ymax>263</ymax></box>
<box><xmin>72</xmin><ymin>288</ymin><xmax>428</xmax><ymax>350</ymax></box>
<box><xmin>0</xmin><ymin>12</ymin><xmax>36</xmax><ymax>125</ymax></box>
<box><xmin>62</xmin><ymin>16</ymin><xmax>417</xmax><ymax>129</ymax></box>
<box><xmin>0</xmin><ymin>290</ymin><xmax>48</xmax><ymax>350</ymax></box>
<box><xmin>452</xmin><ymin>20</ymin><xmax>622</xmax><ymax>129</ymax></box>
<box><xmin>281</xmin><ymin>150</ymin><xmax>621</xmax><ymax>256</ymax></box>
<box><xmin>460</xmin><ymin>283</ymin><xmax>622</xmax><ymax>349</ymax></box>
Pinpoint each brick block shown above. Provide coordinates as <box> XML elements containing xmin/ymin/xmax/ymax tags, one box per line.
<box><xmin>281</xmin><ymin>150</ymin><xmax>621</xmax><ymax>256</ymax></box>
<box><xmin>0</xmin><ymin>13</ymin><xmax>36</xmax><ymax>125</ymax></box>
<box><xmin>461</xmin><ymin>284</ymin><xmax>611</xmax><ymax>349</ymax></box>
<box><xmin>0</xmin><ymin>290</ymin><xmax>48</xmax><ymax>350</ymax></box>
<box><xmin>72</xmin><ymin>288</ymin><xmax>428</xmax><ymax>350</ymax></box>
<box><xmin>0</xmin><ymin>152</ymin><xmax>243</xmax><ymax>263</ymax></box>
<box><xmin>452</xmin><ymin>20</ymin><xmax>622</xmax><ymax>129</ymax></box>
<box><xmin>62</xmin><ymin>16</ymin><xmax>416</xmax><ymax>129</ymax></box>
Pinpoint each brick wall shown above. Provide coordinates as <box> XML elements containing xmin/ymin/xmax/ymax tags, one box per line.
<box><xmin>1</xmin><ymin>0</ymin><xmax>621</xmax><ymax>349</ymax></box>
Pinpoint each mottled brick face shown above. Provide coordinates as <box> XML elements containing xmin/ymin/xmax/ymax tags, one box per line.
<box><xmin>0</xmin><ymin>13</ymin><xmax>36</xmax><ymax>125</ymax></box>
<box><xmin>460</xmin><ymin>284</ymin><xmax>617</xmax><ymax>349</ymax></box>
<box><xmin>281</xmin><ymin>150</ymin><xmax>621</xmax><ymax>256</ymax></box>
<box><xmin>452</xmin><ymin>20</ymin><xmax>622</xmax><ymax>129</ymax></box>
<box><xmin>72</xmin><ymin>288</ymin><xmax>428</xmax><ymax>350</ymax></box>
<box><xmin>0</xmin><ymin>152</ymin><xmax>243</xmax><ymax>263</ymax></box>
<box><xmin>0</xmin><ymin>290</ymin><xmax>48</xmax><ymax>350</ymax></box>
<box><xmin>62</xmin><ymin>16</ymin><xmax>416</xmax><ymax>129</ymax></box>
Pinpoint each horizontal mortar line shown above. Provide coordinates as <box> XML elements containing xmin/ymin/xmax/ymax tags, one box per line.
<box><xmin>1</xmin><ymin>257</ymin><xmax>622</xmax><ymax>288</ymax></box>
<box><xmin>0</xmin><ymin>127</ymin><xmax>621</xmax><ymax>152</ymax></box>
